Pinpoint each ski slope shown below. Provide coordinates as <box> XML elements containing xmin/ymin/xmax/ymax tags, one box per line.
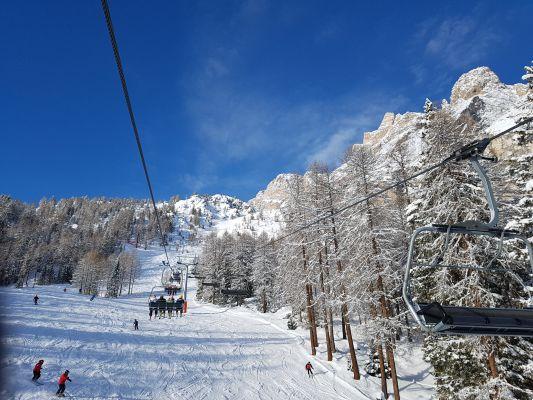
<box><xmin>0</xmin><ymin>246</ymin><xmax>373</xmax><ymax>400</ymax></box>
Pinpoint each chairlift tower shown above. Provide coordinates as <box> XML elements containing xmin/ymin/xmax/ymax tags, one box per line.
<box><xmin>175</xmin><ymin>255</ymin><xmax>199</xmax><ymax>301</ymax></box>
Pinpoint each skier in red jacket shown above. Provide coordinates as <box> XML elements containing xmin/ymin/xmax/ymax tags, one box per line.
<box><xmin>56</xmin><ymin>370</ymin><xmax>71</xmax><ymax>397</ymax></box>
<box><xmin>305</xmin><ymin>361</ymin><xmax>314</xmax><ymax>377</ymax></box>
<box><xmin>32</xmin><ymin>360</ymin><xmax>44</xmax><ymax>381</ymax></box>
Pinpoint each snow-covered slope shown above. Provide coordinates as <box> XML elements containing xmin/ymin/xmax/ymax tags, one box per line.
<box><xmin>1</xmin><ymin>242</ymin><xmax>434</xmax><ymax>400</ymax></box>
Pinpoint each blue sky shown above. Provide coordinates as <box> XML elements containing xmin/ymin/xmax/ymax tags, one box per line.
<box><xmin>1</xmin><ymin>0</ymin><xmax>531</xmax><ymax>203</ymax></box>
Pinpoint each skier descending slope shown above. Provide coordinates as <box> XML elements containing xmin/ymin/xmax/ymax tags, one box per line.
<box><xmin>56</xmin><ymin>370</ymin><xmax>71</xmax><ymax>397</ymax></box>
<box><xmin>33</xmin><ymin>294</ymin><xmax>39</xmax><ymax>305</ymax></box>
<box><xmin>32</xmin><ymin>359</ymin><xmax>44</xmax><ymax>382</ymax></box>
<box><xmin>305</xmin><ymin>361</ymin><xmax>314</xmax><ymax>378</ymax></box>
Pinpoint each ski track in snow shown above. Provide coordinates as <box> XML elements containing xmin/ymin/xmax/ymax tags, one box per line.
<box><xmin>0</xmin><ymin>246</ymin><xmax>372</xmax><ymax>400</ymax></box>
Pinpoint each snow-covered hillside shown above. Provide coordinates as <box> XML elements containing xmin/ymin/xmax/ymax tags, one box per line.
<box><xmin>171</xmin><ymin>194</ymin><xmax>282</xmax><ymax>238</ymax></box>
<box><xmin>0</xmin><ymin>241</ymin><xmax>433</xmax><ymax>400</ymax></box>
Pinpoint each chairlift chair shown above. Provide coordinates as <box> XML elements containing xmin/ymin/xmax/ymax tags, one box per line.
<box><xmin>201</xmin><ymin>282</ymin><xmax>220</xmax><ymax>287</ymax></box>
<box><xmin>220</xmin><ymin>288</ymin><xmax>251</xmax><ymax>296</ymax></box>
<box><xmin>403</xmin><ymin>143</ymin><xmax>533</xmax><ymax>337</ymax></box>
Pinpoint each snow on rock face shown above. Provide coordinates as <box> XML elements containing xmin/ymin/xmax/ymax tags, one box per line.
<box><xmin>249</xmin><ymin>173</ymin><xmax>298</xmax><ymax>213</ymax></box>
<box><xmin>173</xmin><ymin>194</ymin><xmax>281</xmax><ymax>238</ymax></box>
<box><xmin>244</xmin><ymin>66</ymin><xmax>530</xmax><ymax>218</ymax></box>
<box><xmin>450</xmin><ymin>66</ymin><xmax>502</xmax><ymax>105</ymax></box>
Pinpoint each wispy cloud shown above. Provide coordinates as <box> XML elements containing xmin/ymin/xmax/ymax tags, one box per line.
<box><xmin>304</xmin><ymin>95</ymin><xmax>408</xmax><ymax>166</ymax></box>
<box><xmin>187</xmin><ymin>73</ymin><xmax>408</xmax><ymax>174</ymax></box>
<box><xmin>424</xmin><ymin>16</ymin><xmax>500</xmax><ymax>69</ymax></box>
<box><xmin>410</xmin><ymin>9</ymin><xmax>504</xmax><ymax>88</ymax></box>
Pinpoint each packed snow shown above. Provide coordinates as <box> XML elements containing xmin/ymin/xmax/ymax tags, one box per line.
<box><xmin>0</xmin><ymin>235</ymin><xmax>434</xmax><ymax>400</ymax></box>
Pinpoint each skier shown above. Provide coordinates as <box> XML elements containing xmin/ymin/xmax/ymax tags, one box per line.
<box><xmin>167</xmin><ymin>296</ymin><xmax>175</xmax><ymax>319</ymax></box>
<box><xmin>90</xmin><ymin>294</ymin><xmax>96</xmax><ymax>301</ymax></box>
<box><xmin>176</xmin><ymin>295</ymin><xmax>184</xmax><ymax>318</ymax></box>
<box><xmin>32</xmin><ymin>359</ymin><xmax>44</xmax><ymax>382</ymax></box>
<box><xmin>149</xmin><ymin>306</ymin><xmax>153</xmax><ymax>320</ymax></box>
<box><xmin>56</xmin><ymin>370</ymin><xmax>71</xmax><ymax>397</ymax></box>
<box><xmin>305</xmin><ymin>361</ymin><xmax>314</xmax><ymax>377</ymax></box>
<box><xmin>134</xmin><ymin>319</ymin><xmax>139</xmax><ymax>330</ymax></box>
<box><xmin>63</xmin><ymin>288</ymin><xmax>67</xmax><ymax>292</ymax></box>
<box><xmin>33</xmin><ymin>294</ymin><xmax>39</xmax><ymax>305</ymax></box>
<box><xmin>157</xmin><ymin>295</ymin><xmax>166</xmax><ymax>318</ymax></box>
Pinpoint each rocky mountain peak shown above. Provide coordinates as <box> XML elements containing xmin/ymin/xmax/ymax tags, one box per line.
<box><xmin>450</xmin><ymin>67</ymin><xmax>502</xmax><ymax>105</ymax></box>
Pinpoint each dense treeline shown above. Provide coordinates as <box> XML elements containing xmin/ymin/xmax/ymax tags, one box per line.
<box><xmin>197</xmin><ymin>103</ymin><xmax>532</xmax><ymax>398</ymax></box>
<box><xmin>0</xmin><ymin>196</ymin><xmax>174</xmax><ymax>295</ymax></box>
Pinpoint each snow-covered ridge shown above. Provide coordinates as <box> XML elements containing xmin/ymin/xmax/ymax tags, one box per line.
<box><xmin>157</xmin><ymin>67</ymin><xmax>530</xmax><ymax>239</ymax></box>
<box><xmin>171</xmin><ymin>194</ymin><xmax>281</xmax><ymax>238</ymax></box>
<box><xmin>250</xmin><ymin>66</ymin><xmax>532</xmax><ymax>204</ymax></box>
<box><xmin>362</xmin><ymin>66</ymin><xmax>531</xmax><ymax>161</ymax></box>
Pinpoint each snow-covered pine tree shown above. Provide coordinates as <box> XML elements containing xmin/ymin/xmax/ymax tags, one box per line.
<box><xmin>340</xmin><ymin>144</ymin><xmax>401</xmax><ymax>399</ymax></box>
<box><xmin>278</xmin><ymin>174</ymin><xmax>319</xmax><ymax>355</ymax></box>
<box><xmin>251</xmin><ymin>232</ymin><xmax>277</xmax><ymax>313</ymax></box>
<box><xmin>522</xmin><ymin>61</ymin><xmax>533</xmax><ymax>102</ymax></box>
<box><xmin>421</xmin><ymin>98</ymin><xmax>436</xmax><ymax>140</ymax></box>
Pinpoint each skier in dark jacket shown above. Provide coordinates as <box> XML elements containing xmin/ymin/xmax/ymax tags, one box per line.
<box><xmin>167</xmin><ymin>297</ymin><xmax>175</xmax><ymax>319</ymax></box>
<box><xmin>133</xmin><ymin>319</ymin><xmax>139</xmax><ymax>330</ymax></box>
<box><xmin>305</xmin><ymin>362</ymin><xmax>314</xmax><ymax>377</ymax></box>
<box><xmin>33</xmin><ymin>295</ymin><xmax>39</xmax><ymax>305</ymax></box>
<box><xmin>56</xmin><ymin>370</ymin><xmax>71</xmax><ymax>396</ymax></box>
<box><xmin>157</xmin><ymin>296</ymin><xmax>166</xmax><ymax>318</ymax></box>
<box><xmin>32</xmin><ymin>359</ymin><xmax>44</xmax><ymax>381</ymax></box>
<box><xmin>176</xmin><ymin>296</ymin><xmax>185</xmax><ymax>317</ymax></box>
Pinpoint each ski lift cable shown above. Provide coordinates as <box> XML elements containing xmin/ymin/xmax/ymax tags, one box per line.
<box><xmin>100</xmin><ymin>0</ymin><xmax>170</xmax><ymax>266</ymax></box>
<box><xmin>256</xmin><ymin>117</ymin><xmax>532</xmax><ymax>252</ymax></box>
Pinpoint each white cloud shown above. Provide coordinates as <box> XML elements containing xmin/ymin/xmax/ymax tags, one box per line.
<box><xmin>305</xmin><ymin>129</ymin><xmax>358</xmax><ymax>166</ymax></box>
<box><xmin>416</xmin><ymin>14</ymin><xmax>501</xmax><ymax>70</ymax></box>
<box><xmin>426</xmin><ymin>16</ymin><xmax>499</xmax><ymax>69</ymax></box>
<box><xmin>304</xmin><ymin>95</ymin><xmax>408</xmax><ymax>166</ymax></box>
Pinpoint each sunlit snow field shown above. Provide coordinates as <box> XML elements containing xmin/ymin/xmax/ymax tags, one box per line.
<box><xmin>0</xmin><ymin>245</ymin><xmax>433</xmax><ymax>400</ymax></box>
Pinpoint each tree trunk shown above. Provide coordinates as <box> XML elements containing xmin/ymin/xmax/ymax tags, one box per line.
<box><xmin>324</xmin><ymin>313</ymin><xmax>333</xmax><ymax>361</ymax></box>
<box><xmin>343</xmin><ymin>304</ymin><xmax>360</xmax><ymax>380</ymax></box>
<box><xmin>261</xmin><ymin>290</ymin><xmax>267</xmax><ymax>313</ymax></box>
<box><xmin>302</xmin><ymin>245</ymin><xmax>318</xmax><ymax>351</ymax></box>
<box><xmin>386</xmin><ymin>342</ymin><xmax>401</xmax><ymax>400</ymax></box>
<box><xmin>485</xmin><ymin>338</ymin><xmax>499</xmax><ymax>400</ymax></box>
<box><xmin>318</xmin><ymin>251</ymin><xmax>333</xmax><ymax>359</ymax></box>
<box><xmin>377</xmin><ymin>343</ymin><xmax>389</xmax><ymax>399</ymax></box>
<box><xmin>305</xmin><ymin>284</ymin><xmax>317</xmax><ymax>354</ymax></box>
<box><xmin>328</xmin><ymin>308</ymin><xmax>335</xmax><ymax>352</ymax></box>
<box><xmin>341</xmin><ymin>313</ymin><xmax>347</xmax><ymax>339</ymax></box>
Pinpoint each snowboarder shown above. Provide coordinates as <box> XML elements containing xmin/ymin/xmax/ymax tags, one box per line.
<box><xmin>305</xmin><ymin>362</ymin><xmax>314</xmax><ymax>377</ymax></box>
<box><xmin>33</xmin><ymin>294</ymin><xmax>39</xmax><ymax>305</ymax></box>
<box><xmin>90</xmin><ymin>294</ymin><xmax>96</xmax><ymax>301</ymax></box>
<box><xmin>176</xmin><ymin>295</ymin><xmax>184</xmax><ymax>318</ymax></box>
<box><xmin>134</xmin><ymin>319</ymin><xmax>139</xmax><ymax>330</ymax></box>
<box><xmin>32</xmin><ymin>359</ymin><xmax>44</xmax><ymax>382</ymax></box>
<box><xmin>56</xmin><ymin>370</ymin><xmax>71</xmax><ymax>396</ymax></box>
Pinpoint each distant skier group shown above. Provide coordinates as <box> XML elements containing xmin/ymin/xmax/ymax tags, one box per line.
<box><xmin>32</xmin><ymin>359</ymin><xmax>72</xmax><ymax>397</ymax></box>
<box><xmin>149</xmin><ymin>294</ymin><xmax>185</xmax><ymax>320</ymax></box>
